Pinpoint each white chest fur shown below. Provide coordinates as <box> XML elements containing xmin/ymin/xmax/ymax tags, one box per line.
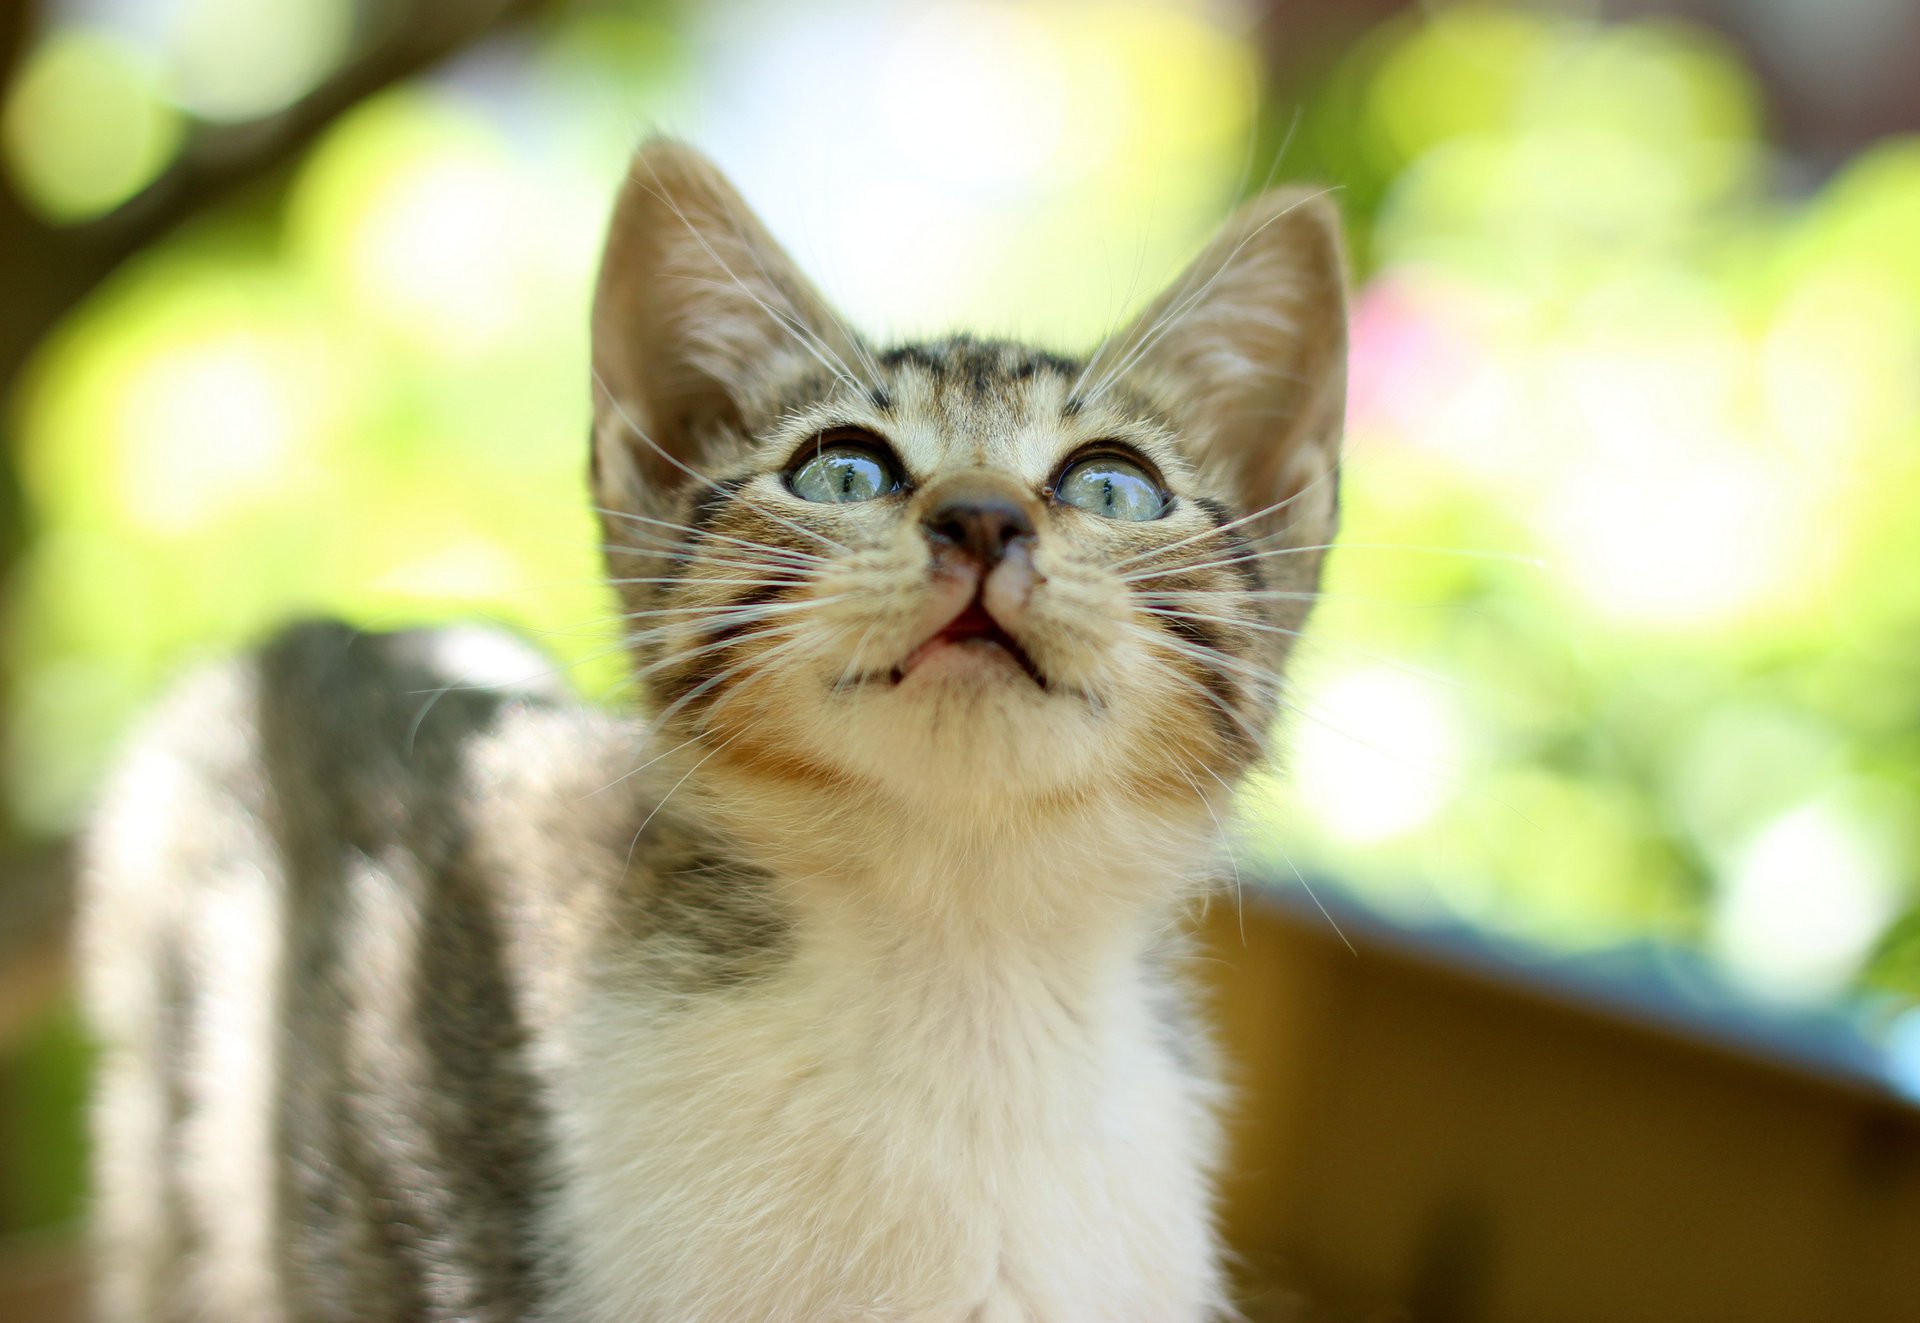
<box><xmin>541</xmin><ymin>904</ymin><xmax>1224</xmax><ymax>1323</ymax></box>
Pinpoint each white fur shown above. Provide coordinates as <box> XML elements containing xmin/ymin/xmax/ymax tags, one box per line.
<box><xmin>84</xmin><ymin>664</ymin><xmax>288</xmax><ymax>1323</ymax></box>
<box><xmin>456</xmin><ymin>690</ymin><xmax>1233</xmax><ymax>1321</ymax></box>
<box><xmin>539</xmin><ymin>812</ymin><xmax>1226</xmax><ymax>1322</ymax></box>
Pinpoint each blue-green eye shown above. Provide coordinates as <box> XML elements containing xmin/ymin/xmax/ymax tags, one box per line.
<box><xmin>789</xmin><ymin>440</ymin><xmax>900</xmax><ymax>504</ymax></box>
<box><xmin>1055</xmin><ymin>452</ymin><xmax>1166</xmax><ymax>521</ymax></box>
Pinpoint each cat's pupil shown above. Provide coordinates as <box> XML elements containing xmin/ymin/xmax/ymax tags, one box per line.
<box><xmin>790</xmin><ymin>445</ymin><xmax>897</xmax><ymax>504</ymax></box>
<box><xmin>1056</xmin><ymin>455</ymin><xmax>1164</xmax><ymax>521</ymax></box>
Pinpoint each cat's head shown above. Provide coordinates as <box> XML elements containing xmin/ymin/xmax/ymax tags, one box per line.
<box><xmin>590</xmin><ymin>141</ymin><xmax>1344</xmax><ymax>814</ymax></box>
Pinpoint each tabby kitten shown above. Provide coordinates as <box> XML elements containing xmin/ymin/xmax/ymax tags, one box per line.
<box><xmin>81</xmin><ymin>140</ymin><xmax>1346</xmax><ymax>1322</ymax></box>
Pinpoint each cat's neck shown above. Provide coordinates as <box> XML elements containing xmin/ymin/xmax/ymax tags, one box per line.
<box><xmin>550</xmin><ymin>739</ymin><xmax>1228</xmax><ymax>1321</ymax></box>
<box><xmin>688</xmin><ymin>752</ymin><xmax>1223</xmax><ymax>944</ymax></box>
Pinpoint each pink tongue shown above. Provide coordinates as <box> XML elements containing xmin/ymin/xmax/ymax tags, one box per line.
<box><xmin>901</xmin><ymin>603</ymin><xmax>1001</xmax><ymax>675</ymax></box>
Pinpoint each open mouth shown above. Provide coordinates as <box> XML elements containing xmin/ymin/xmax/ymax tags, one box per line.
<box><xmin>894</xmin><ymin>598</ymin><xmax>1047</xmax><ymax>689</ymax></box>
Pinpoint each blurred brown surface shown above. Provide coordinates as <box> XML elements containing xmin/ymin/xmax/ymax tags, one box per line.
<box><xmin>1201</xmin><ymin>893</ymin><xmax>1920</xmax><ymax>1323</ymax></box>
<box><xmin>0</xmin><ymin>1237</ymin><xmax>84</xmax><ymax>1323</ymax></box>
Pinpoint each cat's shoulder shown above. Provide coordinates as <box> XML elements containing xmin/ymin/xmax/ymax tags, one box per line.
<box><xmin>87</xmin><ymin>619</ymin><xmax>644</xmax><ymax>871</ymax></box>
<box><xmin>98</xmin><ymin>618</ymin><xmax>557</xmax><ymax>791</ymax></box>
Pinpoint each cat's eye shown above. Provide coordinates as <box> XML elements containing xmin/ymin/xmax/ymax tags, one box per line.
<box><xmin>1054</xmin><ymin>452</ymin><xmax>1166</xmax><ymax>522</ymax></box>
<box><xmin>788</xmin><ymin>435</ymin><xmax>901</xmax><ymax>504</ymax></box>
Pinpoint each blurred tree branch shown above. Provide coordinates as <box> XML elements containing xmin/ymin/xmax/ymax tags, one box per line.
<box><xmin>0</xmin><ymin>0</ymin><xmax>558</xmax><ymax>402</ymax></box>
<box><xmin>0</xmin><ymin>0</ymin><xmax>559</xmax><ymax>1023</ymax></box>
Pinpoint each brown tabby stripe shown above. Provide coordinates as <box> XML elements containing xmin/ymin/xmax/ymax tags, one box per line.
<box><xmin>876</xmin><ymin>338</ymin><xmax>1081</xmax><ymax>394</ymax></box>
<box><xmin>254</xmin><ymin>624</ymin><xmax>549</xmax><ymax>1321</ymax></box>
<box><xmin>1188</xmin><ymin>496</ymin><xmax>1265</xmax><ymax>594</ymax></box>
<box><xmin>1151</xmin><ymin>614</ymin><xmax>1253</xmax><ymax>755</ymax></box>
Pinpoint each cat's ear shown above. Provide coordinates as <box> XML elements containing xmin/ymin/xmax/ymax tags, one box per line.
<box><xmin>590</xmin><ymin>138</ymin><xmax>861</xmax><ymax>512</ymax></box>
<box><xmin>1099</xmin><ymin>187</ymin><xmax>1346</xmax><ymax>545</ymax></box>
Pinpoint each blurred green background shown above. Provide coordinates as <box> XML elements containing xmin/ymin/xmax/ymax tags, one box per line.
<box><xmin>2</xmin><ymin>0</ymin><xmax>1918</xmax><ymax>1248</ymax></box>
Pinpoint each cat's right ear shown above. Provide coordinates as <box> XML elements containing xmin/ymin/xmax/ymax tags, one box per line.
<box><xmin>1094</xmin><ymin>186</ymin><xmax>1347</xmax><ymax>553</ymax></box>
<box><xmin>590</xmin><ymin>138</ymin><xmax>861</xmax><ymax>516</ymax></box>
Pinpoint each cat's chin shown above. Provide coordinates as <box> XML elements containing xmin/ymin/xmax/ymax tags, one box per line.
<box><xmin>893</xmin><ymin>635</ymin><xmax>1045</xmax><ymax>689</ymax></box>
<box><xmin>774</xmin><ymin>676</ymin><xmax>1113</xmax><ymax>808</ymax></box>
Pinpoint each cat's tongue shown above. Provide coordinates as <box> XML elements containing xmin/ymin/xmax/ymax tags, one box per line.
<box><xmin>898</xmin><ymin>600</ymin><xmax>1042</xmax><ymax>685</ymax></box>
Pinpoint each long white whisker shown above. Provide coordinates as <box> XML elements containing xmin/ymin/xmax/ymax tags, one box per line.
<box><xmin>1171</xmin><ymin>757</ymin><xmax>1244</xmax><ymax>944</ymax></box>
<box><xmin>1141</xmin><ymin>605</ymin><xmax>1488</xmax><ymax>698</ymax></box>
<box><xmin>1076</xmin><ymin>187</ymin><xmax>1341</xmax><ymax>407</ymax></box>
<box><xmin>1110</xmin><ymin>467</ymin><xmax>1342</xmax><ymax>572</ymax></box>
<box><xmin>592</xmin><ymin>372</ymin><xmax>853</xmax><ymax>559</ymax></box>
<box><xmin>598</xmin><ymin>507</ymin><xmax>832</xmax><ymax>567</ymax></box>
<box><xmin>618</xmin><ymin>594</ymin><xmax>851</xmax><ymax>625</ymax></box>
<box><xmin>668</xmin><ymin>273</ymin><xmax>873</xmax><ymax>398</ymax></box>
<box><xmin>1262</xmin><ymin>830</ymin><xmax>1355</xmax><ymax>956</ymax></box>
<box><xmin>1126</xmin><ymin>622</ymin><xmax>1287</xmax><ymax>697</ymax></box>
<box><xmin>634</xmin><ymin>160</ymin><xmax>874</xmax><ymax>398</ymax></box>
<box><xmin>622</xmin><ymin>728</ymin><xmax>747</xmax><ymax>874</ymax></box>
<box><xmin>597</xmin><ymin>545</ymin><xmax>820</xmax><ymax>578</ymax></box>
<box><xmin>1120</xmin><ymin>541</ymin><xmax>1536</xmax><ymax>585</ymax></box>
<box><xmin>608</xmin><ymin>576</ymin><xmax>827</xmax><ymax>589</ymax></box>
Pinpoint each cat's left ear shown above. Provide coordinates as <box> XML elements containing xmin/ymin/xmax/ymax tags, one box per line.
<box><xmin>590</xmin><ymin>138</ymin><xmax>863</xmax><ymax>514</ymax></box>
<box><xmin>1099</xmin><ymin>187</ymin><xmax>1347</xmax><ymax>547</ymax></box>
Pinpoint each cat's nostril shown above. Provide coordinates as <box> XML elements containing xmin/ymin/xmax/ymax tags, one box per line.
<box><xmin>922</xmin><ymin>496</ymin><xmax>1035</xmax><ymax>566</ymax></box>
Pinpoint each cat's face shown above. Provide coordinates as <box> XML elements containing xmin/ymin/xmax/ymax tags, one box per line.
<box><xmin>590</xmin><ymin>143</ymin><xmax>1345</xmax><ymax>812</ymax></box>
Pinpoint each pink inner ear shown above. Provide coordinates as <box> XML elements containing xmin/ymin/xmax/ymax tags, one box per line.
<box><xmin>591</xmin><ymin>139</ymin><xmax>871</xmax><ymax>518</ymax></box>
<box><xmin>1087</xmin><ymin>187</ymin><xmax>1347</xmax><ymax>538</ymax></box>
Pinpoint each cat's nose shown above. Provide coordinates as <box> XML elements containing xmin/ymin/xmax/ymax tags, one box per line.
<box><xmin>921</xmin><ymin>482</ymin><xmax>1036</xmax><ymax>566</ymax></box>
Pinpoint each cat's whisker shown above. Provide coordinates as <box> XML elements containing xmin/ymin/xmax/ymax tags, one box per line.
<box><xmin>617</xmin><ymin>594</ymin><xmax>852</xmax><ymax>626</ymax></box>
<box><xmin>1130</xmin><ymin>648</ymin><xmax>1274</xmax><ymax>751</ymax></box>
<box><xmin>595</xmin><ymin>529</ymin><xmax>827</xmax><ymax>577</ymax></box>
<box><xmin>627</xmin><ymin>626</ymin><xmax>829</xmax><ymax>766</ymax></box>
<box><xmin>634</xmin><ymin>159</ymin><xmax>881</xmax><ymax>400</ymax></box>
<box><xmin>1109</xmin><ymin>467</ymin><xmax>1342</xmax><ymax>572</ymax></box>
<box><xmin>580</xmin><ymin>728</ymin><xmax>715</xmax><ymax>802</ymax></box>
<box><xmin>620</xmin><ymin>619</ymin><xmax>819</xmax><ymax>688</ymax></box>
<box><xmin>1140</xmin><ymin>586</ymin><xmax>1444</xmax><ymax>608</ymax></box>
<box><xmin>1123</xmin><ymin>620</ymin><xmax>1289</xmax><ymax>695</ymax></box>
<box><xmin>1122</xmin><ymin>540</ymin><xmax>1543</xmax><ymax>586</ymax></box>
<box><xmin>830</xmin><ymin>616</ymin><xmax>889</xmax><ymax>692</ymax></box>
<box><xmin>1118</xmin><ymin>613</ymin><xmax>1285</xmax><ymax>695</ymax></box>
<box><xmin>1074</xmin><ymin>187</ymin><xmax>1341</xmax><ymax>407</ymax></box>
<box><xmin>704</xmin><ymin>622</ymin><xmax>861</xmax><ymax>728</ymax></box>
<box><xmin>620</xmin><ymin>726</ymin><xmax>749</xmax><ymax>876</ymax></box>
<box><xmin>1117</xmin><ymin>545</ymin><xmax>1324</xmax><ymax>584</ymax></box>
<box><xmin>593</xmin><ymin>372</ymin><xmax>855</xmax><ymax>559</ymax></box>
<box><xmin>623</xmin><ymin>599</ymin><xmax>842</xmax><ymax>661</ymax></box>
<box><xmin>607</xmin><ymin>576</ymin><xmax>828</xmax><ymax>589</ymax></box>
<box><xmin>602</xmin><ymin>555</ymin><xmax>817</xmax><ymax>585</ymax></box>
<box><xmin>1169</xmin><ymin>757</ymin><xmax>1244</xmax><ymax>942</ymax></box>
<box><xmin>598</xmin><ymin>507</ymin><xmax>833</xmax><ymax>568</ymax></box>
<box><xmin>396</xmin><ymin>630</ymin><xmax>665</xmax><ymax>751</ymax></box>
<box><xmin>1260</xmin><ymin>826</ymin><xmax>1357</xmax><ymax>956</ymax></box>
<box><xmin>594</xmin><ymin>539</ymin><xmax>822</xmax><ymax>577</ymax></box>
<box><xmin>669</xmin><ymin>273</ymin><xmax>886</xmax><ymax>405</ymax></box>
<box><xmin>1141</xmin><ymin>605</ymin><xmax>1490</xmax><ymax>698</ymax></box>
<box><xmin>605</xmin><ymin>623</ymin><xmax>836</xmax><ymax>782</ymax></box>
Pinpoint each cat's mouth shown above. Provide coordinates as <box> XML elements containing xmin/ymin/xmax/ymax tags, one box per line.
<box><xmin>891</xmin><ymin>598</ymin><xmax>1046</xmax><ymax>689</ymax></box>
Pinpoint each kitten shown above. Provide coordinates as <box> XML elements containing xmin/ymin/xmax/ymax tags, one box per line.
<box><xmin>80</xmin><ymin>140</ymin><xmax>1346</xmax><ymax>1322</ymax></box>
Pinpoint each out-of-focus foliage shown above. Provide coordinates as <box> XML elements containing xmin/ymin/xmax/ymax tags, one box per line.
<box><xmin>1245</xmin><ymin>8</ymin><xmax>1920</xmax><ymax>1016</ymax></box>
<box><xmin>4</xmin><ymin>0</ymin><xmax>1918</xmax><ymax>1027</ymax></box>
